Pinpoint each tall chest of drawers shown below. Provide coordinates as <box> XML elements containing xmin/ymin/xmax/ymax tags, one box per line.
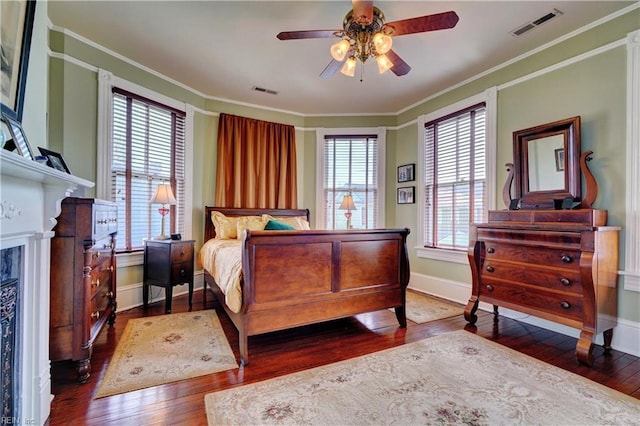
<box><xmin>465</xmin><ymin>209</ymin><xmax>619</xmax><ymax>366</ymax></box>
<box><xmin>50</xmin><ymin>197</ymin><xmax>117</xmax><ymax>382</ymax></box>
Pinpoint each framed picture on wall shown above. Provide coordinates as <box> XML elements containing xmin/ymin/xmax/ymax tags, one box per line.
<box><xmin>397</xmin><ymin>163</ymin><xmax>415</xmax><ymax>183</ymax></box>
<box><xmin>397</xmin><ymin>186</ymin><xmax>415</xmax><ymax>204</ymax></box>
<box><xmin>0</xmin><ymin>0</ymin><xmax>37</xmax><ymax>121</ymax></box>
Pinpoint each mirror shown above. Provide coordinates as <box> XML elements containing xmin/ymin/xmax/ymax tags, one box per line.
<box><xmin>510</xmin><ymin>116</ymin><xmax>581</xmax><ymax>209</ymax></box>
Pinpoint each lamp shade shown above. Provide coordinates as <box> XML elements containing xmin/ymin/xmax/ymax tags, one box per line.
<box><xmin>373</xmin><ymin>32</ymin><xmax>392</xmax><ymax>54</ymax></box>
<box><xmin>330</xmin><ymin>39</ymin><xmax>351</xmax><ymax>61</ymax></box>
<box><xmin>150</xmin><ymin>184</ymin><xmax>177</xmax><ymax>205</ymax></box>
<box><xmin>376</xmin><ymin>54</ymin><xmax>394</xmax><ymax>74</ymax></box>
<box><xmin>338</xmin><ymin>194</ymin><xmax>356</xmax><ymax>211</ymax></box>
<box><xmin>340</xmin><ymin>57</ymin><xmax>357</xmax><ymax>77</ymax></box>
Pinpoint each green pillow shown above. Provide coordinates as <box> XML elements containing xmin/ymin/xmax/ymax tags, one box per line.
<box><xmin>264</xmin><ymin>220</ymin><xmax>295</xmax><ymax>230</ymax></box>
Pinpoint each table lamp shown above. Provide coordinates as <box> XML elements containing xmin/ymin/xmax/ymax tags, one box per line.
<box><xmin>149</xmin><ymin>184</ymin><xmax>177</xmax><ymax>240</ymax></box>
<box><xmin>338</xmin><ymin>193</ymin><xmax>357</xmax><ymax>229</ymax></box>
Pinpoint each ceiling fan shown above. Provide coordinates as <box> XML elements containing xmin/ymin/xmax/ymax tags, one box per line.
<box><xmin>276</xmin><ymin>0</ymin><xmax>459</xmax><ymax>79</ymax></box>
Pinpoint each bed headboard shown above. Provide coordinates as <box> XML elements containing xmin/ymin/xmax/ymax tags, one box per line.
<box><xmin>204</xmin><ymin>206</ymin><xmax>311</xmax><ymax>241</ymax></box>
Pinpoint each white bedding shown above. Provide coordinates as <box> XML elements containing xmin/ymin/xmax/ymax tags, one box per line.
<box><xmin>199</xmin><ymin>239</ymin><xmax>243</xmax><ymax>313</ymax></box>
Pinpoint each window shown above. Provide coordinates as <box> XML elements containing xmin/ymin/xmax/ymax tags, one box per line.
<box><xmin>111</xmin><ymin>88</ymin><xmax>186</xmax><ymax>251</ymax></box>
<box><xmin>317</xmin><ymin>128</ymin><xmax>385</xmax><ymax>230</ymax></box>
<box><xmin>423</xmin><ymin>103</ymin><xmax>486</xmax><ymax>251</ymax></box>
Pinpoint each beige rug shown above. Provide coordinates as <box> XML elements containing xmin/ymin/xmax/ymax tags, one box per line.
<box><xmin>205</xmin><ymin>330</ymin><xmax>640</xmax><ymax>425</ymax></box>
<box><xmin>393</xmin><ymin>290</ymin><xmax>464</xmax><ymax>323</ymax></box>
<box><xmin>96</xmin><ymin>310</ymin><xmax>237</xmax><ymax>398</ymax></box>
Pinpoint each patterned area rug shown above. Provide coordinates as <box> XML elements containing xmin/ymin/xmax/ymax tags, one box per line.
<box><xmin>393</xmin><ymin>290</ymin><xmax>464</xmax><ymax>324</ymax></box>
<box><xmin>205</xmin><ymin>330</ymin><xmax>640</xmax><ymax>425</ymax></box>
<box><xmin>96</xmin><ymin>310</ymin><xmax>237</xmax><ymax>398</ymax></box>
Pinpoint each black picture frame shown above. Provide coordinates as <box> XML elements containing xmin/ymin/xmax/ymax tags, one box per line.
<box><xmin>1</xmin><ymin>0</ymin><xmax>37</xmax><ymax>121</ymax></box>
<box><xmin>38</xmin><ymin>147</ymin><xmax>71</xmax><ymax>174</ymax></box>
<box><xmin>2</xmin><ymin>112</ymin><xmax>33</xmax><ymax>160</ymax></box>
<box><xmin>397</xmin><ymin>163</ymin><xmax>415</xmax><ymax>183</ymax></box>
<box><xmin>397</xmin><ymin>186</ymin><xmax>415</xmax><ymax>204</ymax></box>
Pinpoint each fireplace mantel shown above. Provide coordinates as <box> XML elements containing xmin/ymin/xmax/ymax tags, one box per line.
<box><xmin>0</xmin><ymin>150</ymin><xmax>93</xmax><ymax>424</ymax></box>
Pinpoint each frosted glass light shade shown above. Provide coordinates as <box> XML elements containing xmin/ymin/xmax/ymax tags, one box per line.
<box><xmin>373</xmin><ymin>32</ymin><xmax>392</xmax><ymax>54</ymax></box>
<box><xmin>340</xmin><ymin>57</ymin><xmax>357</xmax><ymax>77</ymax></box>
<box><xmin>376</xmin><ymin>54</ymin><xmax>394</xmax><ymax>74</ymax></box>
<box><xmin>330</xmin><ymin>39</ymin><xmax>350</xmax><ymax>61</ymax></box>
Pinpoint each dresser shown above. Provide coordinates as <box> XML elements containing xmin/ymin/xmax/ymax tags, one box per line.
<box><xmin>143</xmin><ymin>239</ymin><xmax>195</xmax><ymax>314</ymax></box>
<box><xmin>465</xmin><ymin>209</ymin><xmax>619</xmax><ymax>366</ymax></box>
<box><xmin>50</xmin><ymin>197</ymin><xmax>117</xmax><ymax>382</ymax></box>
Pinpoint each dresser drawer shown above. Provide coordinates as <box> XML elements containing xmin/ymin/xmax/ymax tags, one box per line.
<box><xmin>171</xmin><ymin>261</ymin><xmax>193</xmax><ymax>285</ymax></box>
<box><xmin>93</xmin><ymin>203</ymin><xmax>118</xmax><ymax>239</ymax></box>
<box><xmin>480</xmin><ymin>279</ymin><xmax>584</xmax><ymax>322</ymax></box>
<box><xmin>90</xmin><ymin>281</ymin><xmax>113</xmax><ymax>322</ymax></box>
<box><xmin>481</xmin><ymin>259</ymin><xmax>583</xmax><ymax>294</ymax></box>
<box><xmin>483</xmin><ymin>243</ymin><xmax>581</xmax><ymax>271</ymax></box>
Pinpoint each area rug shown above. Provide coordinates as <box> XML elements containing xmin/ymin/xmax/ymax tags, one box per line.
<box><xmin>96</xmin><ymin>310</ymin><xmax>237</xmax><ymax>398</ymax></box>
<box><xmin>392</xmin><ymin>290</ymin><xmax>464</xmax><ymax>324</ymax></box>
<box><xmin>204</xmin><ymin>330</ymin><xmax>640</xmax><ymax>425</ymax></box>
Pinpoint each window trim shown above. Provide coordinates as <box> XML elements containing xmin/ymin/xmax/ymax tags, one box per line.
<box><xmin>97</xmin><ymin>69</ymin><xmax>194</xmax><ymax>260</ymax></box>
<box><xmin>315</xmin><ymin>127</ymin><xmax>386</xmax><ymax>230</ymax></box>
<box><xmin>416</xmin><ymin>88</ymin><xmax>497</xmax><ymax>263</ymax></box>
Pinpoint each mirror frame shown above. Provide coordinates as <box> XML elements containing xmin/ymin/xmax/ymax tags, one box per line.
<box><xmin>512</xmin><ymin>116</ymin><xmax>581</xmax><ymax>209</ymax></box>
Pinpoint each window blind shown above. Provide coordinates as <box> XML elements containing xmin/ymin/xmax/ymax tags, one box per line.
<box><xmin>424</xmin><ymin>104</ymin><xmax>486</xmax><ymax>250</ymax></box>
<box><xmin>111</xmin><ymin>89</ymin><xmax>185</xmax><ymax>251</ymax></box>
<box><xmin>323</xmin><ymin>135</ymin><xmax>377</xmax><ymax>230</ymax></box>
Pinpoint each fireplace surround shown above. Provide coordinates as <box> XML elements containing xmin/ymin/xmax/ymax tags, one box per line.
<box><xmin>0</xmin><ymin>150</ymin><xmax>93</xmax><ymax>424</ymax></box>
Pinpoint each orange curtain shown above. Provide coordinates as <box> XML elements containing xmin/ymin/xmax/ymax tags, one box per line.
<box><xmin>215</xmin><ymin>113</ymin><xmax>298</xmax><ymax>208</ymax></box>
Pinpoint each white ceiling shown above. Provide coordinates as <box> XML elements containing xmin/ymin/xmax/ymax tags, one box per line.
<box><xmin>47</xmin><ymin>1</ymin><xmax>635</xmax><ymax>116</ymax></box>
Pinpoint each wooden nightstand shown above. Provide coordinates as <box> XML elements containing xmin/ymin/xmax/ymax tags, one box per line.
<box><xmin>143</xmin><ymin>239</ymin><xmax>195</xmax><ymax>314</ymax></box>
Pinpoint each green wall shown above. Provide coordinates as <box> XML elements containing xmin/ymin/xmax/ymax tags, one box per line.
<box><xmin>46</xmin><ymin>7</ymin><xmax>639</xmax><ymax>323</ymax></box>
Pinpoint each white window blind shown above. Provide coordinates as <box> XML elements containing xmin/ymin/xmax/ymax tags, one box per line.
<box><xmin>424</xmin><ymin>104</ymin><xmax>486</xmax><ymax>250</ymax></box>
<box><xmin>323</xmin><ymin>135</ymin><xmax>378</xmax><ymax>230</ymax></box>
<box><xmin>111</xmin><ymin>88</ymin><xmax>185</xmax><ymax>251</ymax></box>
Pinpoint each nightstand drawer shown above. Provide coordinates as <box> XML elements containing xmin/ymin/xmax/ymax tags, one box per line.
<box><xmin>170</xmin><ymin>243</ymin><xmax>193</xmax><ymax>263</ymax></box>
<box><xmin>171</xmin><ymin>262</ymin><xmax>193</xmax><ymax>284</ymax></box>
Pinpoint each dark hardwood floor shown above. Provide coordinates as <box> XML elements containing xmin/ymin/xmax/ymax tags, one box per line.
<box><xmin>48</xmin><ymin>289</ymin><xmax>640</xmax><ymax>425</ymax></box>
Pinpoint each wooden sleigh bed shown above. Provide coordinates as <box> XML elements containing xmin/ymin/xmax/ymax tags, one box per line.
<box><xmin>202</xmin><ymin>206</ymin><xmax>410</xmax><ymax>365</ymax></box>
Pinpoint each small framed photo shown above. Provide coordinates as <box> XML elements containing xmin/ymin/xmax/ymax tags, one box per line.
<box><xmin>38</xmin><ymin>147</ymin><xmax>72</xmax><ymax>174</ymax></box>
<box><xmin>1</xmin><ymin>113</ymin><xmax>34</xmax><ymax>160</ymax></box>
<box><xmin>397</xmin><ymin>163</ymin><xmax>415</xmax><ymax>183</ymax></box>
<box><xmin>554</xmin><ymin>148</ymin><xmax>565</xmax><ymax>172</ymax></box>
<box><xmin>397</xmin><ymin>186</ymin><xmax>415</xmax><ymax>204</ymax></box>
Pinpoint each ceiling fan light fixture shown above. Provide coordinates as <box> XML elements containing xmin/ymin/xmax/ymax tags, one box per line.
<box><xmin>340</xmin><ymin>56</ymin><xmax>357</xmax><ymax>77</ymax></box>
<box><xmin>330</xmin><ymin>39</ymin><xmax>351</xmax><ymax>61</ymax></box>
<box><xmin>373</xmin><ymin>32</ymin><xmax>392</xmax><ymax>54</ymax></box>
<box><xmin>376</xmin><ymin>54</ymin><xmax>393</xmax><ymax>74</ymax></box>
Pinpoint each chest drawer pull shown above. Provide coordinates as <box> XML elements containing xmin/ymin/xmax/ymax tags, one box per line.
<box><xmin>91</xmin><ymin>278</ymin><xmax>100</xmax><ymax>288</ymax></box>
<box><xmin>560</xmin><ymin>301</ymin><xmax>571</xmax><ymax>309</ymax></box>
<box><xmin>560</xmin><ymin>278</ymin><xmax>571</xmax><ymax>286</ymax></box>
<box><xmin>485</xmin><ymin>265</ymin><xmax>495</xmax><ymax>273</ymax></box>
<box><xmin>561</xmin><ymin>255</ymin><xmax>572</xmax><ymax>263</ymax></box>
<box><xmin>486</xmin><ymin>247</ymin><xmax>495</xmax><ymax>254</ymax></box>
<box><xmin>90</xmin><ymin>311</ymin><xmax>100</xmax><ymax>320</ymax></box>
<box><xmin>486</xmin><ymin>285</ymin><xmax>494</xmax><ymax>292</ymax></box>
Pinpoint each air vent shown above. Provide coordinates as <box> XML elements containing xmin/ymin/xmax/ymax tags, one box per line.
<box><xmin>251</xmin><ymin>86</ymin><xmax>278</xmax><ymax>95</ymax></box>
<box><xmin>510</xmin><ymin>8</ymin><xmax>563</xmax><ymax>37</ymax></box>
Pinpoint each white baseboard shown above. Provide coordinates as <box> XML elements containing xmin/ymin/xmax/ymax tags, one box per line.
<box><xmin>409</xmin><ymin>271</ymin><xmax>640</xmax><ymax>358</ymax></box>
<box><xmin>116</xmin><ymin>270</ymin><xmax>206</xmax><ymax>312</ymax></box>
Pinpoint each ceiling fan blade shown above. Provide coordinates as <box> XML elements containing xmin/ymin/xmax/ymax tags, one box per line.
<box><xmin>352</xmin><ymin>0</ymin><xmax>373</xmax><ymax>25</ymax></box>
<box><xmin>386</xmin><ymin>50</ymin><xmax>411</xmax><ymax>76</ymax></box>
<box><xmin>320</xmin><ymin>59</ymin><xmax>344</xmax><ymax>79</ymax></box>
<box><xmin>384</xmin><ymin>11</ymin><xmax>459</xmax><ymax>36</ymax></box>
<box><xmin>277</xmin><ymin>29</ymin><xmax>339</xmax><ymax>40</ymax></box>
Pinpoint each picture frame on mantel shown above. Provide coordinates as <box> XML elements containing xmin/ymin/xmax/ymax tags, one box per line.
<box><xmin>2</xmin><ymin>112</ymin><xmax>34</xmax><ymax>160</ymax></box>
<box><xmin>0</xmin><ymin>0</ymin><xmax>37</xmax><ymax>122</ymax></box>
<box><xmin>38</xmin><ymin>147</ymin><xmax>71</xmax><ymax>174</ymax></box>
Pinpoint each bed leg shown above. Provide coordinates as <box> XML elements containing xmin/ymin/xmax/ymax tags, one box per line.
<box><xmin>394</xmin><ymin>306</ymin><xmax>407</xmax><ymax>328</ymax></box>
<box><xmin>239</xmin><ymin>332</ymin><xmax>249</xmax><ymax>366</ymax></box>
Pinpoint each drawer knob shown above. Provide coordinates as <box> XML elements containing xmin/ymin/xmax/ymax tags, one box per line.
<box><xmin>93</xmin><ymin>252</ymin><xmax>101</xmax><ymax>259</ymax></box>
<box><xmin>486</xmin><ymin>285</ymin><xmax>494</xmax><ymax>292</ymax></box>
<box><xmin>486</xmin><ymin>247</ymin><xmax>495</xmax><ymax>254</ymax></box>
<box><xmin>485</xmin><ymin>265</ymin><xmax>495</xmax><ymax>273</ymax></box>
<box><xmin>91</xmin><ymin>311</ymin><xmax>100</xmax><ymax>320</ymax></box>
<box><xmin>560</xmin><ymin>278</ymin><xmax>571</xmax><ymax>286</ymax></box>
<box><xmin>91</xmin><ymin>279</ymin><xmax>100</xmax><ymax>288</ymax></box>
<box><xmin>561</xmin><ymin>255</ymin><xmax>572</xmax><ymax>263</ymax></box>
<box><xmin>179</xmin><ymin>269</ymin><xmax>186</xmax><ymax>277</ymax></box>
<box><xmin>560</xmin><ymin>301</ymin><xmax>571</xmax><ymax>309</ymax></box>
<box><xmin>102</xmin><ymin>291</ymin><xmax>114</xmax><ymax>298</ymax></box>
<box><xmin>180</xmin><ymin>250</ymin><xmax>186</xmax><ymax>256</ymax></box>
